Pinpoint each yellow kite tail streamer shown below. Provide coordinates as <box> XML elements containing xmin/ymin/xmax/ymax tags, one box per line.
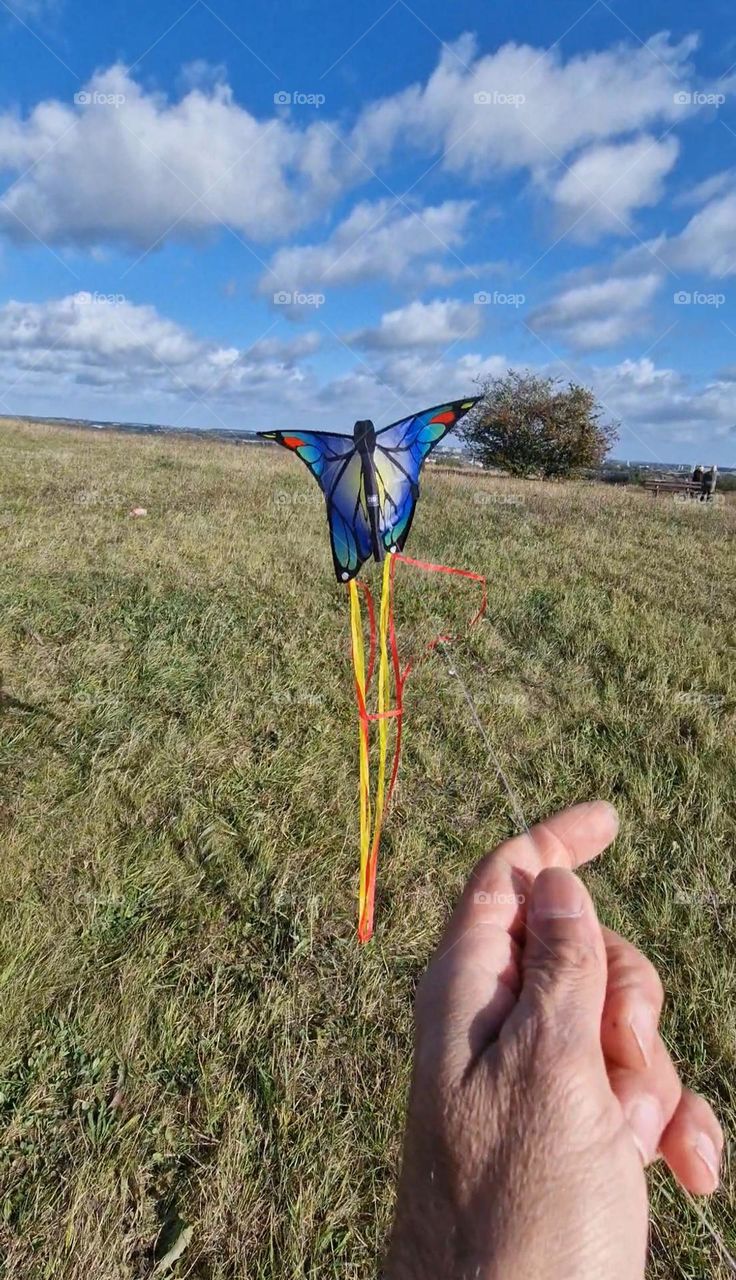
<box><xmin>349</xmin><ymin>579</ymin><xmax>372</xmax><ymax>941</ymax></box>
<box><xmin>358</xmin><ymin>554</ymin><xmax>392</xmax><ymax>943</ymax></box>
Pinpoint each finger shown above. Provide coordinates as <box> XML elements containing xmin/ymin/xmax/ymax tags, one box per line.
<box><xmin>439</xmin><ymin>801</ymin><xmax>619</xmax><ymax>956</ymax></box>
<box><xmin>510</xmin><ymin>866</ymin><xmax>607</xmax><ymax>1061</ymax></box>
<box><xmin>418</xmin><ymin>803</ymin><xmax>618</xmax><ymax>1078</ymax></box>
<box><xmin>600</xmin><ymin>926</ymin><xmax>665</xmax><ymax>1072</ymax></box>
<box><xmin>414</xmin><ymin>924</ymin><xmax>522</xmax><ymax>1079</ymax></box>
<box><xmin>659</xmin><ymin>1088</ymin><xmax>723</xmax><ymax>1195</ymax></box>
<box><xmin>510</xmin><ymin>800</ymin><xmax>620</xmax><ymax>875</ymax></box>
<box><xmin>607</xmin><ymin>1040</ymin><xmax>683</xmax><ymax>1165</ymax></box>
<box><xmin>602</xmin><ymin>946</ymin><xmax>724</xmax><ymax>1191</ymax></box>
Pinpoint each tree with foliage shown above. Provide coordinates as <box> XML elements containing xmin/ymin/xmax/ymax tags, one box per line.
<box><xmin>461</xmin><ymin>370</ymin><xmax>618</xmax><ymax>478</ymax></box>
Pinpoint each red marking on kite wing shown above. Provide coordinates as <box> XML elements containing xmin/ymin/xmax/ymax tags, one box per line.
<box><xmin>429</xmin><ymin>411</ymin><xmax>455</xmax><ymax>424</ymax></box>
<box><xmin>283</xmin><ymin>435</ymin><xmax>306</xmax><ymax>449</ymax></box>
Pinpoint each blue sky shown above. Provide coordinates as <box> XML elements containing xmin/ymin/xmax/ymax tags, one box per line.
<box><xmin>1</xmin><ymin>0</ymin><xmax>736</xmax><ymax>462</ymax></box>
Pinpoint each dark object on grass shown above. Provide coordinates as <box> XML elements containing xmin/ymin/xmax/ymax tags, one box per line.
<box><xmin>700</xmin><ymin>466</ymin><xmax>718</xmax><ymax>501</ymax></box>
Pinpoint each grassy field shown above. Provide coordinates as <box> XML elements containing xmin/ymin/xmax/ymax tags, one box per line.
<box><xmin>0</xmin><ymin>416</ymin><xmax>734</xmax><ymax>1279</ymax></box>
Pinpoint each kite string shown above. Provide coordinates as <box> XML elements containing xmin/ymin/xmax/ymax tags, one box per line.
<box><xmin>358</xmin><ymin>554</ymin><xmax>392</xmax><ymax>943</ymax></box>
<box><xmin>681</xmin><ymin>1189</ymin><xmax>736</xmax><ymax>1275</ymax></box>
<box><xmin>384</xmin><ymin>551</ymin><xmax>490</xmax><ymax>814</ymax></box>
<box><xmin>348</xmin><ymin>579</ymin><xmax>372</xmax><ymax>940</ymax></box>
<box><xmin>391</xmin><ymin>572</ymin><xmax>732</xmax><ymax>1280</ymax></box>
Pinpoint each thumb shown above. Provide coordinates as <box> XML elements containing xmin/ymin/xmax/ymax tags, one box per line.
<box><xmin>517</xmin><ymin>866</ymin><xmax>607</xmax><ymax>1057</ymax></box>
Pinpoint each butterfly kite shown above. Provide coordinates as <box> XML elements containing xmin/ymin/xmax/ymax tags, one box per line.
<box><xmin>260</xmin><ymin>398</ymin><xmax>487</xmax><ymax>941</ymax></box>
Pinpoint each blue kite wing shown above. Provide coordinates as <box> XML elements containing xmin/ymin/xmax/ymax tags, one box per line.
<box><xmin>327</xmin><ymin>450</ymin><xmax>374</xmax><ymax>581</ymax></box>
<box><xmin>259</xmin><ymin>429</ymin><xmax>372</xmax><ymax>581</ymax></box>
<box><xmin>375</xmin><ymin>397</ymin><xmax>481</xmax><ymax>458</ymax></box>
<box><xmin>372</xmin><ymin>398</ymin><xmax>480</xmax><ymax>552</ymax></box>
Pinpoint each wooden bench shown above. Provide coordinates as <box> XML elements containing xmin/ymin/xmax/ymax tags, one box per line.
<box><xmin>643</xmin><ymin>478</ymin><xmax>704</xmax><ymax>498</ymax></box>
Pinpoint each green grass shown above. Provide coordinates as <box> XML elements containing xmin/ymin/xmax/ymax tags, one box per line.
<box><xmin>0</xmin><ymin>417</ymin><xmax>734</xmax><ymax>1278</ymax></box>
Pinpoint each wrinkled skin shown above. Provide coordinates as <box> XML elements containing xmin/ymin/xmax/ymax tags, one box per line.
<box><xmin>386</xmin><ymin>803</ymin><xmax>723</xmax><ymax>1280</ymax></box>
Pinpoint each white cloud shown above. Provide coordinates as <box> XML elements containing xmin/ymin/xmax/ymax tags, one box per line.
<box><xmin>352</xmin><ymin>32</ymin><xmax>696</xmax><ymax>178</ymax></box>
<box><xmin>249</xmin><ymin>331</ymin><xmax>321</xmax><ymax>361</ymax></box>
<box><xmin>2</xmin><ymin>291</ymin><xmax>733</xmax><ymax>454</ymax></box>
<box><xmin>351</xmin><ymin>351</ymin><xmax>736</xmax><ymax>454</ymax></box>
<box><xmin>317</xmin><ymin>349</ymin><xmax>508</xmax><ymax>422</ymax></box>
<box><xmin>591</xmin><ymin>357</ymin><xmax>736</xmax><ymax>451</ymax></box>
<box><xmin>0</xmin><ymin>291</ymin><xmax>509</xmax><ymax>433</ymax></box>
<box><xmin>345</xmin><ymin>298</ymin><xmax>482</xmax><ymax>350</ymax></box>
<box><xmin>260</xmin><ymin>199</ymin><xmax>475</xmax><ymax>293</ymax></box>
<box><xmin>665</xmin><ymin>190</ymin><xmax>736</xmax><ymax>276</ymax></box>
<box><xmin>528</xmin><ymin>272</ymin><xmax>662</xmax><ymax>351</ymax></box>
<box><xmin>0</xmin><ymin>294</ymin><xmax>318</xmax><ymax>410</ymax></box>
<box><xmin>0</xmin><ymin>32</ymin><xmax>701</xmax><ymax>256</ymax></box>
<box><xmin>615</xmin><ymin>174</ymin><xmax>736</xmax><ymax>278</ymax></box>
<box><xmin>549</xmin><ymin>136</ymin><xmax>679</xmax><ymax>241</ymax></box>
<box><xmin>420</xmin><ymin>258</ymin><xmax>507</xmax><ymax>287</ymax></box>
<box><xmin>0</xmin><ymin>66</ymin><xmax>349</xmax><ymax>249</ymax></box>
<box><xmin>674</xmin><ymin>168</ymin><xmax>736</xmax><ymax>207</ymax></box>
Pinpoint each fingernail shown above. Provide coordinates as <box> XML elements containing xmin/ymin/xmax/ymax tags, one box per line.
<box><xmin>625</xmin><ymin>1094</ymin><xmax>663</xmax><ymax>1164</ymax></box>
<box><xmin>628</xmin><ymin>1005</ymin><xmax>657</xmax><ymax>1069</ymax></box>
<box><xmin>693</xmin><ymin>1132</ymin><xmax>720</xmax><ymax>1187</ymax></box>
<box><xmin>531</xmin><ymin>869</ymin><xmax>584</xmax><ymax>921</ymax></box>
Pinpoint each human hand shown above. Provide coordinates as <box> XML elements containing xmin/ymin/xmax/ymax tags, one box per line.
<box><xmin>386</xmin><ymin>802</ymin><xmax>723</xmax><ymax>1280</ymax></box>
